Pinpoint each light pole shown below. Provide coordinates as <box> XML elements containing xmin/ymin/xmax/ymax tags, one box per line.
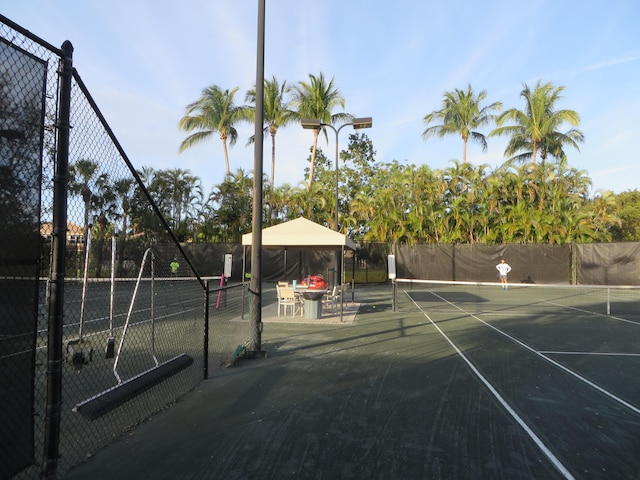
<box><xmin>301</xmin><ymin>117</ymin><xmax>372</xmax><ymax>287</ymax></box>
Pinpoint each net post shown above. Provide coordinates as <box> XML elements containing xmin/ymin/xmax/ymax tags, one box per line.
<box><xmin>203</xmin><ymin>279</ymin><xmax>210</xmax><ymax>379</ymax></box>
<box><xmin>388</xmin><ymin>254</ymin><xmax>397</xmax><ymax>312</ymax></box>
<box><xmin>392</xmin><ymin>279</ymin><xmax>397</xmax><ymax>312</ymax></box>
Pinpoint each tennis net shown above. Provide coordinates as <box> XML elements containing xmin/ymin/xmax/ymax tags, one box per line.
<box><xmin>394</xmin><ymin>278</ymin><xmax>640</xmax><ymax>318</ymax></box>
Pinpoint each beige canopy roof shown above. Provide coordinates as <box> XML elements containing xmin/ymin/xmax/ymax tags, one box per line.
<box><xmin>242</xmin><ymin>217</ymin><xmax>357</xmax><ymax>250</ymax></box>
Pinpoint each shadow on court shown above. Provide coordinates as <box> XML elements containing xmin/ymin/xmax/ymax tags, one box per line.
<box><xmin>63</xmin><ymin>284</ymin><xmax>640</xmax><ymax>480</ymax></box>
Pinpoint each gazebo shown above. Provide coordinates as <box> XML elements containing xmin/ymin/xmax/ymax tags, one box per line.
<box><xmin>241</xmin><ymin>217</ymin><xmax>357</xmax><ymax>320</ymax></box>
<box><xmin>241</xmin><ymin>217</ymin><xmax>356</xmax><ymax>250</ymax></box>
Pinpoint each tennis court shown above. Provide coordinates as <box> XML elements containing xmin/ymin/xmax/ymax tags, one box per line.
<box><xmin>62</xmin><ymin>282</ymin><xmax>640</xmax><ymax>480</ymax></box>
<box><xmin>396</xmin><ymin>279</ymin><xmax>640</xmax><ymax>479</ymax></box>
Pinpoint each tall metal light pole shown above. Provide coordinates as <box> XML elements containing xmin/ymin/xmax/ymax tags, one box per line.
<box><xmin>249</xmin><ymin>0</ymin><xmax>266</xmax><ymax>357</ymax></box>
<box><xmin>301</xmin><ymin>117</ymin><xmax>372</xmax><ymax>287</ymax></box>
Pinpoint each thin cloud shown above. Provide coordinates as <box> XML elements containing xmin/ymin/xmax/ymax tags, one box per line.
<box><xmin>581</xmin><ymin>53</ymin><xmax>640</xmax><ymax>73</ymax></box>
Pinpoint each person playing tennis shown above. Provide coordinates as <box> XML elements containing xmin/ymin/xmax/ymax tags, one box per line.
<box><xmin>496</xmin><ymin>259</ymin><xmax>512</xmax><ymax>290</ymax></box>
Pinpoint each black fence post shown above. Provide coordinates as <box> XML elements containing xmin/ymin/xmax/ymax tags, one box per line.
<box><xmin>41</xmin><ymin>39</ymin><xmax>73</xmax><ymax>480</ymax></box>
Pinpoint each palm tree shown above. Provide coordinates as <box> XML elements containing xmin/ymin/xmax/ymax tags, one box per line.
<box><xmin>264</xmin><ymin>183</ymin><xmax>296</xmax><ymax>224</ymax></box>
<box><xmin>246</xmin><ymin>76</ymin><xmax>297</xmax><ymax>186</ymax></box>
<box><xmin>69</xmin><ymin>159</ymin><xmax>99</xmax><ymax>254</ymax></box>
<box><xmin>159</xmin><ymin>168</ymin><xmax>203</xmax><ymax>230</ymax></box>
<box><xmin>178</xmin><ymin>85</ymin><xmax>252</xmax><ymax>178</ymax></box>
<box><xmin>113</xmin><ymin>178</ymin><xmax>134</xmax><ymax>276</ymax></box>
<box><xmin>91</xmin><ymin>172</ymin><xmax>118</xmax><ymax>277</ymax></box>
<box><xmin>291</xmin><ymin>72</ymin><xmax>351</xmax><ymax>187</ymax></box>
<box><xmin>113</xmin><ymin>178</ymin><xmax>134</xmax><ymax>237</ymax></box>
<box><xmin>589</xmin><ymin>190</ymin><xmax>620</xmax><ymax>239</ymax></box>
<box><xmin>148</xmin><ymin>168</ymin><xmax>203</xmax><ymax>240</ymax></box>
<box><xmin>423</xmin><ymin>84</ymin><xmax>502</xmax><ymax>163</ymax></box>
<box><xmin>289</xmin><ymin>181</ymin><xmax>327</xmax><ymax>222</ymax></box>
<box><xmin>137</xmin><ymin>165</ymin><xmax>156</xmax><ymax>186</ymax></box>
<box><xmin>490</xmin><ymin>80</ymin><xmax>584</xmax><ymax>164</ymax></box>
<box><xmin>210</xmin><ymin>169</ymin><xmax>254</xmax><ymax>243</ymax></box>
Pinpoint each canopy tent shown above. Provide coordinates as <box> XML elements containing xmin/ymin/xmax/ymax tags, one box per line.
<box><xmin>241</xmin><ymin>217</ymin><xmax>357</xmax><ymax>251</ymax></box>
<box><xmin>242</xmin><ymin>217</ymin><xmax>357</xmax><ymax>322</ymax></box>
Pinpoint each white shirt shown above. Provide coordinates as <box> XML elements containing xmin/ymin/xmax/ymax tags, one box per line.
<box><xmin>496</xmin><ymin>263</ymin><xmax>511</xmax><ymax>276</ymax></box>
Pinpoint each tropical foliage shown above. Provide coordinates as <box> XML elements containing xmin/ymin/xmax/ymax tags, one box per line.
<box><xmin>66</xmin><ymin>78</ymin><xmax>638</xmax><ymax>254</ymax></box>
<box><xmin>611</xmin><ymin>190</ymin><xmax>640</xmax><ymax>241</ymax></box>
<box><xmin>69</xmin><ymin>135</ymin><xmax>628</xmax><ymax>248</ymax></box>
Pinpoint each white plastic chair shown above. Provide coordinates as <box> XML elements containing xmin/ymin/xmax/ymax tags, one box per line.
<box><xmin>278</xmin><ymin>286</ymin><xmax>299</xmax><ymax>317</ymax></box>
<box><xmin>323</xmin><ymin>286</ymin><xmax>339</xmax><ymax>314</ymax></box>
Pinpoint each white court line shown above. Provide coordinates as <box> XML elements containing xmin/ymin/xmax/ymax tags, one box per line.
<box><xmin>545</xmin><ymin>301</ymin><xmax>640</xmax><ymax>326</ymax></box>
<box><xmin>539</xmin><ymin>351</ymin><xmax>640</xmax><ymax>357</ymax></box>
<box><xmin>426</xmin><ymin>290</ymin><xmax>640</xmax><ymax>417</ymax></box>
<box><xmin>406</xmin><ymin>292</ymin><xmax>575</xmax><ymax>480</ymax></box>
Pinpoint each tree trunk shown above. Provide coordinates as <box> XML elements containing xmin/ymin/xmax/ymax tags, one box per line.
<box><xmin>307</xmin><ymin>130</ymin><xmax>320</xmax><ymax>188</ymax></box>
<box><xmin>271</xmin><ymin>130</ymin><xmax>276</xmax><ymax>186</ymax></box>
<box><xmin>221</xmin><ymin>134</ymin><xmax>231</xmax><ymax>177</ymax></box>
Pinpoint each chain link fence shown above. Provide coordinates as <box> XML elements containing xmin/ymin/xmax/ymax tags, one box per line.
<box><xmin>1</xmin><ymin>15</ymin><xmax>252</xmax><ymax>479</ymax></box>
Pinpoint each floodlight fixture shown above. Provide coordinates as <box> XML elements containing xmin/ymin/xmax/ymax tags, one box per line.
<box><xmin>351</xmin><ymin>117</ymin><xmax>373</xmax><ymax>129</ymax></box>
<box><xmin>300</xmin><ymin>118</ymin><xmax>322</xmax><ymax>129</ymax></box>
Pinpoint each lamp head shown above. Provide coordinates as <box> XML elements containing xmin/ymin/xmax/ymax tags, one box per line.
<box><xmin>301</xmin><ymin>118</ymin><xmax>322</xmax><ymax>130</ymax></box>
<box><xmin>351</xmin><ymin>117</ymin><xmax>373</xmax><ymax>129</ymax></box>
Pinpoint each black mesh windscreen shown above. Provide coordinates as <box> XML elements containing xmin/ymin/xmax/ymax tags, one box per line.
<box><xmin>0</xmin><ymin>38</ymin><xmax>47</xmax><ymax>479</ymax></box>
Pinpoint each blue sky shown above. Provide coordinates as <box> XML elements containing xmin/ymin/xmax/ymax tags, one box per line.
<box><xmin>3</xmin><ymin>0</ymin><xmax>639</xmax><ymax>195</ymax></box>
